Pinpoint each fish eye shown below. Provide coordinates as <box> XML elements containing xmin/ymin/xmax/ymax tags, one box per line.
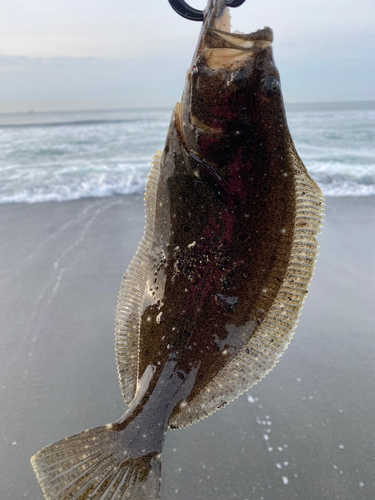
<box><xmin>263</xmin><ymin>75</ymin><xmax>280</xmax><ymax>97</ymax></box>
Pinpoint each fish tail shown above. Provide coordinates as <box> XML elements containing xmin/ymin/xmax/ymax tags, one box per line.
<box><xmin>31</xmin><ymin>423</ymin><xmax>162</xmax><ymax>500</ymax></box>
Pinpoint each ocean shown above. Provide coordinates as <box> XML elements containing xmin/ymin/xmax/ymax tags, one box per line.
<box><xmin>0</xmin><ymin>101</ymin><xmax>374</xmax><ymax>204</ymax></box>
<box><xmin>1</xmin><ymin>103</ymin><xmax>375</xmax><ymax>500</ymax></box>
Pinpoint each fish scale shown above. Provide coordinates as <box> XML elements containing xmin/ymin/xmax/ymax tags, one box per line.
<box><xmin>31</xmin><ymin>1</ymin><xmax>324</xmax><ymax>499</ymax></box>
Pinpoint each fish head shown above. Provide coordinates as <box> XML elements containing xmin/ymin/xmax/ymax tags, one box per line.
<box><xmin>176</xmin><ymin>0</ymin><xmax>287</xmax><ymax>166</ymax></box>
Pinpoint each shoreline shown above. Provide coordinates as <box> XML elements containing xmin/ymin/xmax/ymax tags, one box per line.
<box><xmin>0</xmin><ymin>191</ymin><xmax>374</xmax><ymax>207</ymax></box>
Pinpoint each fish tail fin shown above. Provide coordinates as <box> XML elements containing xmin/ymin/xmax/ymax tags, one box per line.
<box><xmin>31</xmin><ymin>424</ymin><xmax>162</xmax><ymax>500</ymax></box>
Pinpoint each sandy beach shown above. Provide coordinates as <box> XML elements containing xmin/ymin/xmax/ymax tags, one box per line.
<box><xmin>0</xmin><ymin>194</ymin><xmax>374</xmax><ymax>500</ymax></box>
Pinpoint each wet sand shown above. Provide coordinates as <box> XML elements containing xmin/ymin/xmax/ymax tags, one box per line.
<box><xmin>0</xmin><ymin>195</ymin><xmax>374</xmax><ymax>500</ymax></box>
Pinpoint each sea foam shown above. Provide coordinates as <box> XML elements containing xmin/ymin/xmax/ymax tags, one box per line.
<box><xmin>0</xmin><ymin>103</ymin><xmax>374</xmax><ymax>204</ymax></box>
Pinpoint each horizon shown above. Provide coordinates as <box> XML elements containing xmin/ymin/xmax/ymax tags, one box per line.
<box><xmin>1</xmin><ymin>99</ymin><xmax>375</xmax><ymax>117</ymax></box>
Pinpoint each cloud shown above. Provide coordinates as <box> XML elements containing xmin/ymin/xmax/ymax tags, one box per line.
<box><xmin>1</xmin><ymin>0</ymin><xmax>374</xmax><ymax>58</ymax></box>
<box><xmin>0</xmin><ymin>54</ymin><xmax>188</xmax><ymax>110</ymax></box>
<box><xmin>0</xmin><ymin>0</ymin><xmax>374</xmax><ymax>111</ymax></box>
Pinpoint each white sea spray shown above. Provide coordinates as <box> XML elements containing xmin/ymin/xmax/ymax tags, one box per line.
<box><xmin>0</xmin><ymin>102</ymin><xmax>374</xmax><ymax>204</ymax></box>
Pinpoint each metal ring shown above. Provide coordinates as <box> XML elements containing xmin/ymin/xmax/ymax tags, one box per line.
<box><xmin>168</xmin><ymin>0</ymin><xmax>246</xmax><ymax>22</ymax></box>
<box><xmin>225</xmin><ymin>0</ymin><xmax>246</xmax><ymax>7</ymax></box>
<box><xmin>167</xmin><ymin>0</ymin><xmax>204</xmax><ymax>21</ymax></box>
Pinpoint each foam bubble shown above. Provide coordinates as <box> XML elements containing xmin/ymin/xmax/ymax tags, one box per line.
<box><xmin>1</xmin><ymin>104</ymin><xmax>375</xmax><ymax>204</ymax></box>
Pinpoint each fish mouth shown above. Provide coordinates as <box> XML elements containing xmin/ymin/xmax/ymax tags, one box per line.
<box><xmin>193</xmin><ymin>0</ymin><xmax>273</xmax><ymax>70</ymax></box>
<box><xmin>174</xmin><ymin>0</ymin><xmax>277</xmax><ymax>159</ymax></box>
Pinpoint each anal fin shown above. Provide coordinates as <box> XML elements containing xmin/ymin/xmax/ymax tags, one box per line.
<box><xmin>115</xmin><ymin>151</ymin><xmax>162</xmax><ymax>404</ymax></box>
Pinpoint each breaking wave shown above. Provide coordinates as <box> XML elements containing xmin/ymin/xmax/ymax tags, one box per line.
<box><xmin>0</xmin><ymin>103</ymin><xmax>374</xmax><ymax>204</ymax></box>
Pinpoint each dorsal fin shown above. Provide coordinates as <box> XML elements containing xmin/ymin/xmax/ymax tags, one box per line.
<box><xmin>115</xmin><ymin>151</ymin><xmax>162</xmax><ymax>404</ymax></box>
<box><xmin>169</xmin><ymin>146</ymin><xmax>324</xmax><ymax>428</ymax></box>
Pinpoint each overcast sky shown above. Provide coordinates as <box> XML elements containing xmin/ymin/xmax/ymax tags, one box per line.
<box><xmin>0</xmin><ymin>0</ymin><xmax>374</xmax><ymax>112</ymax></box>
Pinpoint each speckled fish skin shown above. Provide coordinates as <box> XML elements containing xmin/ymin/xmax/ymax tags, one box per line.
<box><xmin>31</xmin><ymin>1</ymin><xmax>324</xmax><ymax>499</ymax></box>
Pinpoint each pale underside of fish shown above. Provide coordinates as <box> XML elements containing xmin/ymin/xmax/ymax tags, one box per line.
<box><xmin>31</xmin><ymin>1</ymin><xmax>324</xmax><ymax>499</ymax></box>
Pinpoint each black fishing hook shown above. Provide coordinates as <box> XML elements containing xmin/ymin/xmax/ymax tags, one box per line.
<box><xmin>168</xmin><ymin>0</ymin><xmax>246</xmax><ymax>22</ymax></box>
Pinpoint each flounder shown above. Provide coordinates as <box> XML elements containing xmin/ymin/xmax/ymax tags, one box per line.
<box><xmin>31</xmin><ymin>1</ymin><xmax>324</xmax><ymax>499</ymax></box>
